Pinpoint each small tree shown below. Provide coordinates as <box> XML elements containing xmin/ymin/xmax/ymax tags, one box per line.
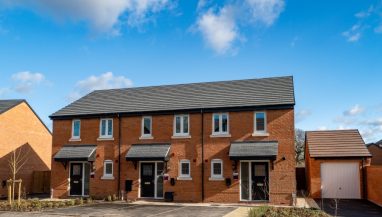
<box><xmin>295</xmin><ymin>129</ymin><xmax>305</xmax><ymax>163</ymax></box>
<box><xmin>7</xmin><ymin>145</ymin><xmax>30</xmax><ymax>204</ymax></box>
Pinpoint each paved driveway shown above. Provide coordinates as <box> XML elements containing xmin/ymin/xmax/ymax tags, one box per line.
<box><xmin>316</xmin><ymin>199</ymin><xmax>382</xmax><ymax>217</ymax></box>
<box><xmin>0</xmin><ymin>203</ymin><xmax>236</xmax><ymax>217</ymax></box>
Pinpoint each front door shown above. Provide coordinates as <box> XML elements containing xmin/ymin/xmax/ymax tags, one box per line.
<box><xmin>70</xmin><ymin>163</ymin><xmax>83</xmax><ymax>196</ymax></box>
<box><xmin>141</xmin><ymin>163</ymin><xmax>155</xmax><ymax>197</ymax></box>
<box><xmin>251</xmin><ymin>162</ymin><xmax>269</xmax><ymax>200</ymax></box>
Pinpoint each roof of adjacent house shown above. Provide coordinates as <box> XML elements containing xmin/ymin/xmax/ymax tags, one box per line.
<box><xmin>50</xmin><ymin>76</ymin><xmax>295</xmax><ymax>118</ymax></box>
<box><xmin>306</xmin><ymin>129</ymin><xmax>371</xmax><ymax>158</ymax></box>
<box><xmin>367</xmin><ymin>140</ymin><xmax>382</xmax><ymax>149</ymax></box>
<box><xmin>0</xmin><ymin>99</ymin><xmax>24</xmax><ymax>114</ymax></box>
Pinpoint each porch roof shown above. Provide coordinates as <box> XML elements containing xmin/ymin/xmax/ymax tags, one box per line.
<box><xmin>53</xmin><ymin>145</ymin><xmax>97</xmax><ymax>162</ymax></box>
<box><xmin>229</xmin><ymin>141</ymin><xmax>278</xmax><ymax>160</ymax></box>
<box><xmin>125</xmin><ymin>143</ymin><xmax>171</xmax><ymax>161</ymax></box>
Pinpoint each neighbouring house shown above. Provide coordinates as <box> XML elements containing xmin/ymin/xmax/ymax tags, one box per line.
<box><xmin>50</xmin><ymin>76</ymin><xmax>296</xmax><ymax>205</ymax></box>
<box><xmin>0</xmin><ymin>100</ymin><xmax>52</xmax><ymax>197</ymax></box>
<box><xmin>305</xmin><ymin>130</ymin><xmax>371</xmax><ymax>199</ymax></box>
<box><xmin>367</xmin><ymin>140</ymin><xmax>382</xmax><ymax>165</ymax></box>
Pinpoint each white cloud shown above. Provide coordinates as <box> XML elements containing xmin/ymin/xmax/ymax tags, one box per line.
<box><xmin>296</xmin><ymin>109</ymin><xmax>311</xmax><ymax>123</ymax></box>
<box><xmin>2</xmin><ymin>0</ymin><xmax>174</xmax><ymax>33</ymax></box>
<box><xmin>194</xmin><ymin>0</ymin><xmax>284</xmax><ymax>54</ymax></box>
<box><xmin>342</xmin><ymin>24</ymin><xmax>362</xmax><ymax>42</ymax></box>
<box><xmin>11</xmin><ymin>71</ymin><xmax>45</xmax><ymax>93</ymax></box>
<box><xmin>245</xmin><ymin>0</ymin><xmax>285</xmax><ymax>26</ymax></box>
<box><xmin>68</xmin><ymin>72</ymin><xmax>133</xmax><ymax>102</ymax></box>
<box><xmin>343</xmin><ymin>104</ymin><xmax>364</xmax><ymax>116</ymax></box>
<box><xmin>196</xmin><ymin>6</ymin><xmax>238</xmax><ymax>54</ymax></box>
<box><xmin>317</xmin><ymin>126</ymin><xmax>328</xmax><ymax>131</ymax></box>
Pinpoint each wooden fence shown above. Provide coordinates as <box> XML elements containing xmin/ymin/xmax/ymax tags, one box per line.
<box><xmin>32</xmin><ymin>171</ymin><xmax>50</xmax><ymax>194</ymax></box>
<box><xmin>366</xmin><ymin>166</ymin><xmax>382</xmax><ymax>207</ymax></box>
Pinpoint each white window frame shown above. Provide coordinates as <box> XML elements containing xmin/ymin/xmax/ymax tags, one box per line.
<box><xmin>99</xmin><ymin>118</ymin><xmax>113</xmax><ymax>139</ymax></box>
<box><xmin>141</xmin><ymin>116</ymin><xmax>153</xmax><ymax>138</ymax></box>
<box><xmin>178</xmin><ymin>159</ymin><xmax>192</xmax><ymax>180</ymax></box>
<box><xmin>212</xmin><ymin>113</ymin><xmax>229</xmax><ymax>135</ymax></box>
<box><xmin>101</xmin><ymin>160</ymin><xmax>114</xmax><ymax>180</ymax></box>
<box><xmin>210</xmin><ymin>159</ymin><xmax>224</xmax><ymax>180</ymax></box>
<box><xmin>71</xmin><ymin>119</ymin><xmax>81</xmax><ymax>140</ymax></box>
<box><xmin>173</xmin><ymin>114</ymin><xmax>190</xmax><ymax>136</ymax></box>
<box><xmin>253</xmin><ymin>111</ymin><xmax>269</xmax><ymax>136</ymax></box>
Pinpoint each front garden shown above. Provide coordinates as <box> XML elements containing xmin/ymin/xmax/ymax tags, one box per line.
<box><xmin>248</xmin><ymin>206</ymin><xmax>330</xmax><ymax>217</ymax></box>
<box><xmin>0</xmin><ymin>197</ymin><xmax>93</xmax><ymax>212</ymax></box>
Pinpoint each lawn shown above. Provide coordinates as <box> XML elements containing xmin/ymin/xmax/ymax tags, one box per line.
<box><xmin>248</xmin><ymin>206</ymin><xmax>330</xmax><ymax>217</ymax></box>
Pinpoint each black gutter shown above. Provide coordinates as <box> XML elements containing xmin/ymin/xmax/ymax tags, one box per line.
<box><xmin>201</xmin><ymin>109</ymin><xmax>205</xmax><ymax>202</ymax></box>
<box><xmin>117</xmin><ymin>114</ymin><xmax>121</xmax><ymax>199</ymax></box>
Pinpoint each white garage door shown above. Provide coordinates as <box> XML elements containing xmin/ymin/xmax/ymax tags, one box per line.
<box><xmin>321</xmin><ymin>162</ymin><xmax>361</xmax><ymax>199</ymax></box>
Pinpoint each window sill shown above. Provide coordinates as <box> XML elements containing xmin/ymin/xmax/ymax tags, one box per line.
<box><xmin>97</xmin><ymin>137</ymin><xmax>114</xmax><ymax>141</ymax></box>
<box><xmin>139</xmin><ymin>135</ymin><xmax>154</xmax><ymax>140</ymax></box>
<box><xmin>69</xmin><ymin>138</ymin><xmax>81</xmax><ymax>142</ymax></box>
<box><xmin>171</xmin><ymin>135</ymin><xmax>191</xmax><ymax>139</ymax></box>
<box><xmin>252</xmin><ymin>132</ymin><xmax>270</xmax><ymax>137</ymax></box>
<box><xmin>210</xmin><ymin>134</ymin><xmax>231</xmax><ymax>138</ymax></box>
<box><xmin>101</xmin><ymin>176</ymin><xmax>115</xmax><ymax>180</ymax></box>
<box><xmin>177</xmin><ymin>177</ymin><xmax>192</xmax><ymax>181</ymax></box>
<box><xmin>209</xmin><ymin>177</ymin><xmax>225</xmax><ymax>181</ymax></box>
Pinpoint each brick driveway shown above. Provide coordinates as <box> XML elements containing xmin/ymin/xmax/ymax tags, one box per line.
<box><xmin>0</xmin><ymin>203</ymin><xmax>236</xmax><ymax>217</ymax></box>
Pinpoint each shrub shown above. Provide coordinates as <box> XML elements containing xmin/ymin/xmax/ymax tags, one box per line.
<box><xmin>248</xmin><ymin>207</ymin><xmax>330</xmax><ymax>217</ymax></box>
<box><xmin>85</xmin><ymin>197</ymin><xmax>93</xmax><ymax>204</ymax></box>
<box><xmin>112</xmin><ymin>194</ymin><xmax>118</xmax><ymax>201</ymax></box>
<box><xmin>105</xmin><ymin>195</ymin><xmax>112</xmax><ymax>202</ymax></box>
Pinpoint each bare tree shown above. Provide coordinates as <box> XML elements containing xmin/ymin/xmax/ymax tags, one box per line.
<box><xmin>7</xmin><ymin>145</ymin><xmax>30</xmax><ymax>203</ymax></box>
<box><xmin>295</xmin><ymin>129</ymin><xmax>305</xmax><ymax>163</ymax></box>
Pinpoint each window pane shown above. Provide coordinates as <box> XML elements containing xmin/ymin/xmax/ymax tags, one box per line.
<box><xmin>241</xmin><ymin>162</ymin><xmax>249</xmax><ymax>200</ymax></box>
<box><xmin>183</xmin><ymin>116</ymin><xmax>189</xmax><ymax>133</ymax></box>
<box><xmin>222</xmin><ymin>114</ymin><xmax>228</xmax><ymax>132</ymax></box>
<box><xmin>156</xmin><ymin>162</ymin><xmax>164</xmax><ymax>197</ymax></box>
<box><xmin>107</xmin><ymin>120</ymin><xmax>113</xmax><ymax>136</ymax></box>
<box><xmin>144</xmin><ymin>118</ymin><xmax>151</xmax><ymax>135</ymax></box>
<box><xmin>181</xmin><ymin>162</ymin><xmax>189</xmax><ymax>176</ymax></box>
<box><xmin>255</xmin><ymin>164</ymin><xmax>266</xmax><ymax>176</ymax></box>
<box><xmin>256</xmin><ymin>113</ymin><xmax>265</xmax><ymax>131</ymax></box>
<box><xmin>84</xmin><ymin>163</ymin><xmax>90</xmax><ymax>195</ymax></box>
<box><xmin>214</xmin><ymin>114</ymin><xmax>220</xmax><ymax>132</ymax></box>
<box><xmin>143</xmin><ymin>164</ymin><xmax>152</xmax><ymax>176</ymax></box>
<box><xmin>101</xmin><ymin>120</ymin><xmax>106</xmax><ymax>135</ymax></box>
<box><xmin>105</xmin><ymin>162</ymin><xmax>113</xmax><ymax>175</ymax></box>
<box><xmin>175</xmin><ymin>116</ymin><xmax>181</xmax><ymax>134</ymax></box>
<box><xmin>73</xmin><ymin>120</ymin><xmax>80</xmax><ymax>137</ymax></box>
<box><xmin>213</xmin><ymin>162</ymin><xmax>222</xmax><ymax>175</ymax></box>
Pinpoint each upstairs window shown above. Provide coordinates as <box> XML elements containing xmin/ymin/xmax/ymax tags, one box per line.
<box><xmin>100</xmin><ymin>118</ymin><xmax>113</xmax><ymax>138</ymax></box>
<box><xmin>142</xmin><ymin>116</ymin><xmax>152</xmax><ymax>137</ymax></box>
<box><xmin>212</xmin><ymin>113</ymin><xmax>229</xmax><ymax>135</ymax></box>
<box><xmin>71</xmin><ymin>119</ymin><xmax>81</xmax><ymax>139</ymax></box>
<box><xmin>211</xmin><ymin>159</ymin><xmax>223</xmax><ymax>179</ymax></box>
<box><xmin>254</xmin><ymin>112</ymin><xmax>267</xmax><ymax>133</ymax></box>
<box><xmin>174</xmin><ymin>114</ymin><xmax>189</xmax><ymax>136</ymax></box>
<box><xmin>179</xmin><ymin>159</ymin><xmax>191</xmax><ymax>178</ymax></box>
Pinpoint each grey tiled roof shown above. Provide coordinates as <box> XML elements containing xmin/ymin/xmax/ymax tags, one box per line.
<box><xmin>54</xmin><ymin>145</ymin><xmax>97</xmax><ymax>162</ymax></box>
<box><xmin>125</xmin><ymin>144</ymin><xmax>171</xmax><ymax>161</ymax></box>
<box><xmin>229</xmin><ymin>141</ymin><xmax>278</xmax><ymax>160</ymax></box>
<box><xmin>0</xmin><ymin>100</ymin><xmax>24</xmax><ymax>114</ymax></box>
<box><xmin>51</xmin><ymin>76</ymin><xmax>295</xmax><ymax>118</ymax></box>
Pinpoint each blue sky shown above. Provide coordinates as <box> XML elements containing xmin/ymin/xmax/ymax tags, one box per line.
<box><xmin>0</xmin><ymin>0</ymin><xmax>381</xmax><ymax>142</ymax></box>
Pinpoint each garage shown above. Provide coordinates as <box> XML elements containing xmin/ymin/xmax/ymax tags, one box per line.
<box><xmin>321</xmin><ymin>162</ymin><xmax>360</xmax><ymax>199</ymax></box>
<box><xmin>305</xmin><ymin>130</ymin><xmax>371</xmax><ymax>199</ymax></box>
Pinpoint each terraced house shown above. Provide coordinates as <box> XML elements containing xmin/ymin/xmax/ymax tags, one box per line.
<box><xmin>50</xmin><ymin>76</ymin><xmax>296</xmax><ymax>205</ymax></box>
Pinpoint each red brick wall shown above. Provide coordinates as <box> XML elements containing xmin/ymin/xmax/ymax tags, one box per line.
<box><xmin>366</xmin><ymin>166</ymin><xmax>382</xmax><ymax>206</ymax></box>
<box><xmin>0</xmin><ymin>102</ymin><xmax>51</xmax><ymax>197</ymax></box>
<box><xmin>51</xmin><ymin>109</ymin><xmax>295</xmax><ymax>204</ymax></box>
<box><xmin>368</xmin><ymin>146</ymin><xmax>382</xmax><ymax>165</ymax></box>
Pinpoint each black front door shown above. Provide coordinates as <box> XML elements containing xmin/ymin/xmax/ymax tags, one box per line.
<box><xmin>70</xmin><ymin>163</ymin><xmax>83</xmax><ymax>195</ymax></box>
<box><xmin>251</xmin><ymin>162</ymin><xmax>269</xmax><ymax>200</ymax></box>
<box><xmin>141</xmin><ymin>163</ymin><xmax>155</xmax><ymax>197</ymax></box>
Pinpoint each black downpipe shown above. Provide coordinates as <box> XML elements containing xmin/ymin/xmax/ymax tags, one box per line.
<box><xmin>201</xmin><ymin>109</ymin><xmax>204</xmax><ymax>202</ymax></box>
<box><xmin>118</xmin><ymin>114</ymin><xmax>121</xmax><ymax>199</ymax></box>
